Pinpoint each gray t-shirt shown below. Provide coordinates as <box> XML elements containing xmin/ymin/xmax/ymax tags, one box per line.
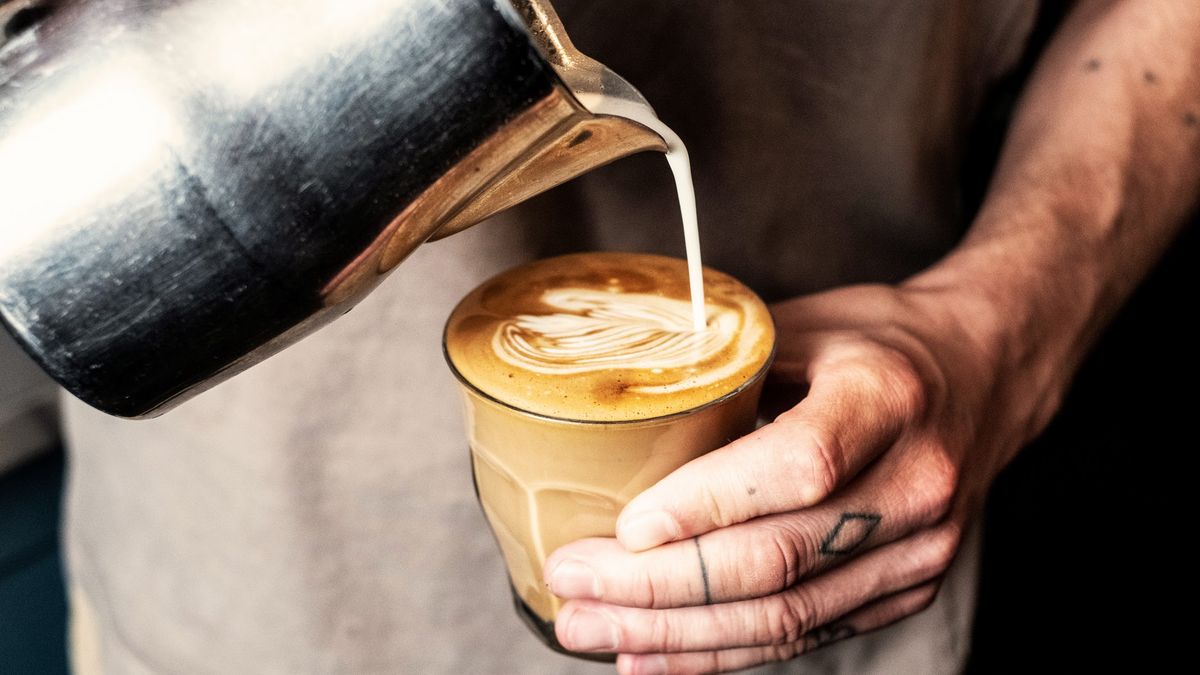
<box><xmin>64</xmin><ymin>2</ymin><xmax>1036</xmax><ymax>673</ymax></box>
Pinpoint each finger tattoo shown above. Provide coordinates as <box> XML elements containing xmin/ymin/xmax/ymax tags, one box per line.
<box><xmin>694</xmin><ymin>537</ymin><xmax>713</xmax><ymax>605</ymax></box>
<box><xmin>819</xmin><ymin>513</ymin><xmax>882</xmax><ymax>556</ymax></box>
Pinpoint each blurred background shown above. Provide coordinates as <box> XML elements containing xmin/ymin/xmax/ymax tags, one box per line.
<box><xmin>0</xmin><ymin>330</ymin><xmax>67</xmax><ymax>674</ymax></box>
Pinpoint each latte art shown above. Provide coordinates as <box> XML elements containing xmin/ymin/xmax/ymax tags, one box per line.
<box><xmin>444</xmin><ymin>252</ymin><xmax>774</xmax><ymax>421</ymax></box>
<box><xmin>493</xmin><ymin>289</ymin><xmax>736</xmax><ymax>379</ymax></box>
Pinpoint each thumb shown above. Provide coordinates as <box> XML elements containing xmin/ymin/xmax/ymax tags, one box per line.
<box><xmin>615</xmin><ymin>348</ymin><xmax>922</xmax><ymax>551</ymax></box>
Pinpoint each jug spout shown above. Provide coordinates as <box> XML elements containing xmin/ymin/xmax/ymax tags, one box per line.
<box><xmin>437</xmin><ymin>0</ymin><xmax>674</xmax><ymax>236</ymax></box>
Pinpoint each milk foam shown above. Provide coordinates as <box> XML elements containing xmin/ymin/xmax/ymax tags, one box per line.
<box><xmin>492</xmin><ymin>288</ymin><xmax>737</xmax><ymax>392</ymax></box>
<box><xmin>444</xmin><ymin>252</ymin><xmax>774</xmax><ymax>421</ymax></box>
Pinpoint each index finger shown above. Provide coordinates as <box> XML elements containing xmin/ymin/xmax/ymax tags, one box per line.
<box><xmin>616</xmin><ymin>343</ymin><xmax>925</xmax><ymax>551</ymax></box>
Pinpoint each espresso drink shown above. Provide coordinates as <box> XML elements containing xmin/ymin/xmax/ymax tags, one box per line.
<box><xmin>444</xmin><ymin>252</ymin><xmax>775</xmax><ymax>651</ymax></box>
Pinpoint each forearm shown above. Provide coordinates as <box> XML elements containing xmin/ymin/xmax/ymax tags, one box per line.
<box><xmin>906</xmin><ymin>0</ymin><xmax>1200</xmax><ymax>446</ymax></box>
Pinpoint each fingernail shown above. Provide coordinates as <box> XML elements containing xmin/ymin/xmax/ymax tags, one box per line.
<box><xmin>566</xmin><ymin>608</ymin><xmax>620</xmax><ymax>652</ymax></box>
<box><xmin>548</xmin><ymin>560</ymin><xmax>602</xmax><ymax>599</ymax></box>
<box><xmin>631</xmin><ymin>654</ymin><xmax>669</xmax><ymax>675</ymax></box>
<box><xmin>618</xmin><ymin>510</ymin><xmax>680</xmax><ymax>551</ymax></box>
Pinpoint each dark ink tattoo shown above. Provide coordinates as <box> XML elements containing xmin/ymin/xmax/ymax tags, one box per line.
<box><xmin>747</xmin><ymin>486</ymin><xmax>757</xmax><ymax>495</ymax></box>
<box><xmin>694</xmin><ymin>537</ymin><xmax>713</xmax><ymax>605</ymax></box>
<box><xmin>819</xmin><ymin>513</ymin><xmax>882</xmax><ymax>556</ymax></box>
<box><xmin>1084</xmin><ymin>58</ymin><xmax>1101</xmax><ymax>72</ymax></box>
<box><xmin>803</xmin><ymin>622</ymin><xmax>858</xmax><ymax>652</ymax></box>
<box><xmin>1143</xmin><ymin>70</ymin><xmax>1158</xmax><ymax>84</ymax></box>
<box><xmin>1185</xmin><ymin>112</ymin><xmax>1198</xmax><ymax>128</ymax></box>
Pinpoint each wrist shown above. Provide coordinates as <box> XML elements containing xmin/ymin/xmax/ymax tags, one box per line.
<box><xmin>899</xmin><ymin>216</ymin><xmax>1108</xmax><ymax>450</ymax></box>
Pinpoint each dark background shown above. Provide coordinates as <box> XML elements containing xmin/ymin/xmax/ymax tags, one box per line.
<box><xmin>963</xmin><ymin>4</ymin><xmax>1195</xmax><ymax>669</ymax></box>
<box><xmin>967</xmin><ymin>220</ymin><xmax>1196</xmax><ymax>673</ymax></box>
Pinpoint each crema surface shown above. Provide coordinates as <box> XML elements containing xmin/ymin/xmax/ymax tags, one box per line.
<box><xmin>445</xmin><ymin>252</ymin><xmax>774</xmax><ymax>421</ymax></box>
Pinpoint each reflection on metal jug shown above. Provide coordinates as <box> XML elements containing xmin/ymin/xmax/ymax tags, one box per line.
<box><xmin>0</xmin><ymin>0</ymin><xmax>670</xmax><ymax>417</ymax></box>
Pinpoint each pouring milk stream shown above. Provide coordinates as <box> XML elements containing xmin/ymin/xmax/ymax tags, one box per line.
<box><xmin>582</xmin><ymin>94</ymin><xmax>707</xmax><ymax>333</ymax></box>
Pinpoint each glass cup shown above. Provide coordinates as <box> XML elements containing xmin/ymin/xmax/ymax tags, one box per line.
<box><xmin>444</xmin><ymin>299</ymin><xmax>774</xmax><ymax>659</ymax></box>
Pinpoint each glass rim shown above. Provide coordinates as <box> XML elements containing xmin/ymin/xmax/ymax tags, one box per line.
<box><xmin>442</xmin><ymin>322</ymin><xmax>777</xmax><ymax>428</ymax></box>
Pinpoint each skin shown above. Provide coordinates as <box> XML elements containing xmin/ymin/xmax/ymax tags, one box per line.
<box><xmin>542</xmin><ymin>2</ymin><xmax>1200</xmax><ymax>673</ymax></box>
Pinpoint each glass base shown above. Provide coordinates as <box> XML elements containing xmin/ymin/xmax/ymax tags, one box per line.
<box><xmin>510</xmin><ymin>585</ymin><xmax>617</xmax><ymax>663</ymax></box>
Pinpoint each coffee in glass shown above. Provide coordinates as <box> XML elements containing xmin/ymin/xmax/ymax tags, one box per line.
<box><xmin>443</xmin><ymin>252</ymin><xmax>774</xmax><ymax>657</ymax></box>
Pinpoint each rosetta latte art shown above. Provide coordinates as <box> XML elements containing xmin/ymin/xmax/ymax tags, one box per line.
<box><xmin>448</xmin><ymin>252</ymin><xmax>776</xmax><ymax>420</ymax></box>
<box><xmin>493</xmin><ymin>289</ymin><xmax>738</xmax><ymax>390</ymax></box>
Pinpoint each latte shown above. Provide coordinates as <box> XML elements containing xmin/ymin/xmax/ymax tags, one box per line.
<box><xmin>443</xmin><ymin>252</ymin><xmax>775</xmax><ymax>652</ymax></box>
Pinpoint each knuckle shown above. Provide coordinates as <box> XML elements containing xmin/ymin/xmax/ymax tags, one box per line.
<box><xmin>767</xmin><ymin>533</ymin><xmax>803</xmax><ymax>592</ymax></box>
<box><xmin>760</xmin><ymin>592</ymin><xmax>814</xmax><ymax>645</ymax></box>
<box><xmin>929</xmin><ymin>523</ymin><xmax>963</xmax><ymax>572</ymax></box>
<box><xmin>837</xmin><ymin>342</ymin><xmax>930</xmax><ymax>421</ymax></box>
<box><xmin>757</xmin><ymin>519</ymin><xmax>820</xmax><ymax>586</ymax></box>
<box><xmin>646</xmin><ymin>609</ymin><xmax>682</xmax><ymax>652</ymax></box>
<box><xmin>911</xmin><ymin>524</ymin><xmax>962</xmax><ymax>579</ymax></box>
<box><xmin>636</xmin><ymin>565</ymin><xmax>661</xmax><ymax>608</ymax></box>
<box><xmin>911</xmin><ymin>581</ymin><xmax>942</xmax><ymax>616</ymax></box>
<box><xmin>758</xmin><ymin>523</ymin><xmax>806</xmax><ymax>590</ymax></box>
<box><xmin>905</xmin><ymin>444</ymin><xmax>959</xmax><ymax>523</ymax></box>
<box><xmin>876</xmin><ymin>349</ymin><xmax>929</xmax><ymax>421</ymax></box>
<box><xmin>698</xmin><ymin>481</ymin><xmax>735</xmax><ymax>528</ymax></box>
<box><xmin>764</xmin><ymin>641</ymin><xmax>805</xmax><ymax>664</ymax></box>
<box><xmin>776</xmin><ymin>418</ymin><xmax>843</xmax><ymax>504</ymax></box>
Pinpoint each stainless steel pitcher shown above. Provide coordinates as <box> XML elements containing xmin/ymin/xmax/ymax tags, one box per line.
<box><xmin>0</xmin><ymin>0</ymin><xmax>670</xmax><ymax>417</ymax></box>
